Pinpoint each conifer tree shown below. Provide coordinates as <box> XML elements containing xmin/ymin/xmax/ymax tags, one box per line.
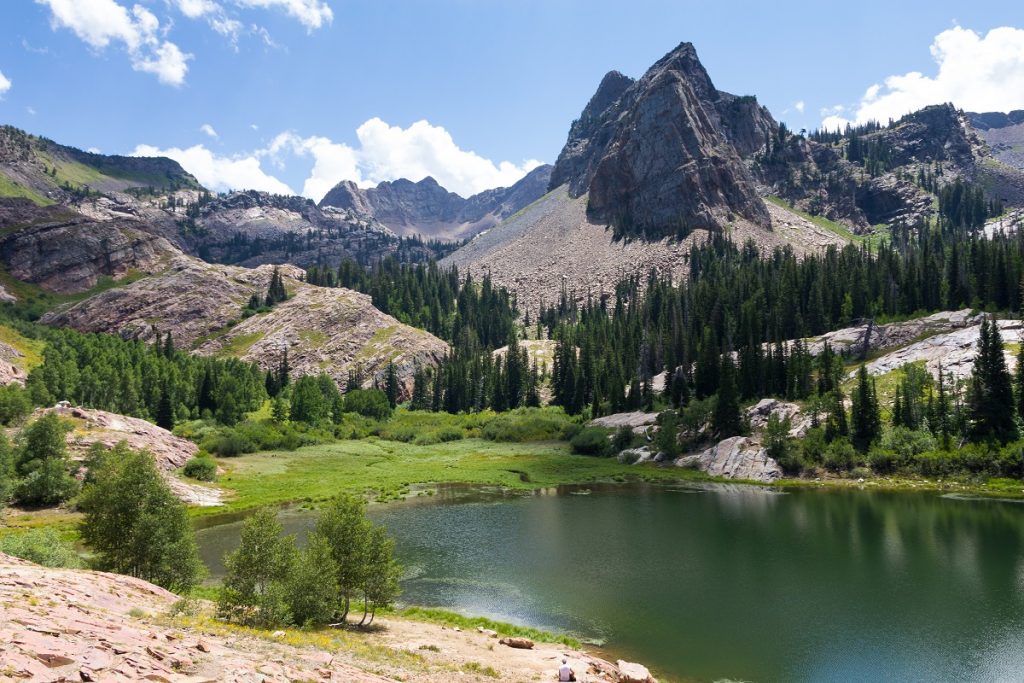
<box><xmin>969</xmin><ymin>316</ymin><xmax>1018</xmax><ymax>443</ymax></box>
<box><xmin>713</xmin><ymin>355</ymin><xmax>742</xmax><ymax>438</ymax></box>
<box><xmin>850</xmin><ymin>365</ymin><xmax>881</xmax><ymax>452</ymax></box>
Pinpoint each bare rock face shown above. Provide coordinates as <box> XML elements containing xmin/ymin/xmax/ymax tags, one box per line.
<box><xmin>194</xmin><ymin>283</ymin><xmax>449</xmax><ymax>398</ymax></box>
<box><xmin>42</xmin><ymin>255</ymin><xmax>448</xmax><ymax>397</ymax></box>
<box><xmin>863</xmin><ymin>318</ymin><xmax>1024</xmax><ymax>381</ymax></box>
<box><xmin>804</xmin><ymin>309</ymin><xmax>981</xmax><ymax>358</ymax></box>
<box><xmin>0</xmin><ymin>216</ymin><xmax>177</xmax><ymax>294</ymax></box>
<box><xmin>319</xmin><ymin>165</ymin><xmax>553</xmax><ymax>241</ymax></box>
<box><xmin>549</xmin><ymin>42</ymin><xmax>770</xmax><ymax>237</ymax></box>
<box><xmin>676</xmin><ymin>436</ymin><xmax>782</xmax><ymax>482</ymax></box>
<box><xmin>745</xmin><ymin>399</ymin><xmax>811</xmax><ymax>438</ymax></box>
<box><xmin>41</xmin><ymin>405</ymin><xmax>222</xmax><ymax>506</ymax></box>
<box><xmin>0</xmin><ymin>554</ymin><xmax>394</xmax><ymax>682</ymax></box>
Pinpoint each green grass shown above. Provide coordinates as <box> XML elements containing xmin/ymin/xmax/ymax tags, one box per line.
<box><xmin>0</xmin><ymin>175</ymin><xmax>52</xmax><ymax>206</ymax></box>
<box><xmin>355</xmin><ymin>325</ymin><xmax>402</xmax><ymax>363</ymax></box>
<box><xmin>203</xmin><ymin>436</ymin><xmax>702</xmax><ymax>516</ymax></box>
<box><xmin>0</xmin><ymin>323</ymin><xmax>45</xmax><ymax>372</ymax></box>
<box><xmin>766</xmin><ymin>196</ymin><xmax>890</xmax><ymax>248</ymax></box>
<box><xmin>399</xmin><ymin>606</ymin><xmax>581</xmax><ymax>648</ymax></box>
<box><xmin>215</xmin><ymin>331</ymin><xmax>265</xmax><ymax>358</ymax></box>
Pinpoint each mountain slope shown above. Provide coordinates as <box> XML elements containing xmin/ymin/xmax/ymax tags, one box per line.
<box><xmin>0</xmin><ymin>125</ymin><xmax>199</xmax><ymax>205</ymax></box>
<box><xmin>319</xmin><ymin>164</ymin><xmax>553</xmax><ymax>241</ymax></box>
<box><xmin>39</xmin><ymin>257</ymin><xmax>447</xmax><ymax>394</ymax></box>
<box><xmin>442</xmin><ymin>186</ymin><xmax>845</xmax><ymax>313</ymax></box>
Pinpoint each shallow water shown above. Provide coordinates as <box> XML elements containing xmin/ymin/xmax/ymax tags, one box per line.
<box><xmin>196</xmin><ymin>483</ymin><xmax>1024</xmax><ymax>682</ymax></box>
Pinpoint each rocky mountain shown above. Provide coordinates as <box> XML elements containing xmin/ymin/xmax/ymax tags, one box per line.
<box><xmin>0</xmin><ymin>199</ymin><xmax>178</xmax><ymax>294</ymax></box>
<box><xmin>0</xmin><ymin>125</ymin><xmax>198</xmax><ymax>205</ymax></box>
<box><xmin>969</xmin><ymin>109</ymin><xmax>1024</xmax><ymax>172</ymax></box>
<box><xmin>40</xmin><ymin>256</ymin><xmax>447</xmax><ymax>396</ymax></box>
<box><xmin>549</xmin><ymin>42</ymin><xmax>771</xmax><ymax>238</ymax></box>
<box><xmin>318</xmin><ymin>164</ymin><xmax>553</xmax><ymax>241</ymax></box>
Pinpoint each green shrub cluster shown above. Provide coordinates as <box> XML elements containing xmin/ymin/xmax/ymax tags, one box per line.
<box><xmin>183</xmin><ymin>454</ymin><xmax>217</xmax><ymax>481</ymax></box>
<box><xmin>0</xmin><ymin>528</ymin><xmax>81</xmax><ymax>568</ymax></box>
<box><xmin>570</xmin><ymin>426</ymin><xmax>613</xmax><ymax>456</ymax></box>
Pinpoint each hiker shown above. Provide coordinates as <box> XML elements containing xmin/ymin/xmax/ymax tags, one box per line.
<box><xmin>558</xmin><ymin>657</ymin><xmax>576</xmax><ymax>682</ymax></box>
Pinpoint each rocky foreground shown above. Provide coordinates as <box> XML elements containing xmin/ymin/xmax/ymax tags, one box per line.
<box><xmin>0</xmin><ymin>554</ymin><xmax>656</xmax><ymax>683</ymax></box>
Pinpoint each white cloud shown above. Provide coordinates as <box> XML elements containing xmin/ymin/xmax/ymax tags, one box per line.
<box><xmin>173</xmin><ymin>0</ymin><xmax>219</xmax><ymax>18</ymax></box>
<box><xmin>234</xmin><ymin>0</ymin><xmax>332</xmax><ymax>30</ymax></box>
<box><xmin>353</xmin><ymin>118</ymin><xmax>543</xmax><ymax>198</ymax></box>
<box><xmin>132</xmin><ymin>143</ymin><xmax>294</xmax><ymax>194</ymax></box>
<box><xmin>87</xmin><ymin>147</ymin><xmax>102</xmax><ymax>153</ymax></box>
<box><xmin>35</xmin><ymin>0</ymin><xmax>192</xmax><ymax>86</ymax></box>
<box><xmin>136</xmin><ymin>118</ymin><xmax>542</xmax><ymax>200</ymax></box>
<box><xmin>0</xmin><ymin>70</ymin><xmax>10</xmax><ymax>97</ymax></box>
<box><xmin>829</xmin><ymin>26</ymin><xmax>1024</xmax><ymax>127</ymax></box>
<box><xmin>26</xmin><ymin>106</ymin><xmax>37</xmax><ymax>116</ymax></box>
<box><xmin>794</xmin><ymin>100</ymin><xmax>805</xmax><ymax>114</ymax></box>
<box><xmin>200</xmin><ymin>123</ymin><xmax>219</xmax><ymax>138</ymax></box>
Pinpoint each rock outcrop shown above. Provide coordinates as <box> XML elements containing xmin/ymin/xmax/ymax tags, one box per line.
<box><xmin>0</xmin><ymin>553</ymin><xmax>644</xmax><ymax>683</ymax></box>
<box><xmin>676</xmin><ymin>436</ymin><xmax>782</xmax><ymax>482</ymax></box>
<box><xmin>43</xmin><ymin>405</ymin><xmax>222</xmax><ymax>506</ymax></box>
<box><xmin>549</xmin><ymin>42</ymin><xmax>770</xmax><ymax>237</ymax></box>
<box><xmin>319</xmin><ymin>165</ymin><xmax>553</xmax><ymax>241</ymax></box>
<box><xmin>0</xmin><ymin>213</ymin><xmax>177</xmax><ymax>294</ymax></box>
<box><xmin>803</xmin><ymin>309</ymin><xmax>981</xmax><ymax>358</ymax></box>
<box><xmin>863</xmin><ymin>318</ymin><xmax>1024</xmax><ymax>381</ymax></box>
<box><xmin>617</xmin><ymin>660</ymin><xmax>657</xmax><ymax>683</ymax></box>
<box><xmin>41</xmin><ymin>256</ymin><xmax>447</xmax><ymax>395</ymax></box>
<box><xmin>0</xmin><ymin>554</ymin><xmax>392</xmax><ymax>682</ymax></box>
<box><xmin>745</xmin><ymin>399</ymin><xmax>811</xmax><ymax>438</ymax></box>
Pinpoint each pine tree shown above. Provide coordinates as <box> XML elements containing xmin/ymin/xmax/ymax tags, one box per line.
<box><xmin>850</xmin><ymin>365</ymin><xmax>881</xmax><ymax>452</ymax></box>
<box><xmin>384</xmin><ymin>362</ymin><xmax>399</xmax><ymax>409</ymax></box>
<box><xmin>156</xmin><ymin>388</ymin><xmax>175</xmax><ymax>431</ymax></box>
<box><xmin>969</xmin><ymin>316</ymin><xmax>1019</xmax><ymax>443</ymax></box>
<box><xmin>713</xmin><ymin>355</ymin><xmax>742</xmax><ymax>438</ymax></box>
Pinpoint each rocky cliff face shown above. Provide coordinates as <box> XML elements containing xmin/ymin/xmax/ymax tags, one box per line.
<box><xmin>319</xmin><ymin>165</ymin><xmax>553</xmax><ymax>241</ymax></box>
<box><xmin>0</xmin><ymin>203</ymin><xmax>178</xmax><ymax>294</ymax></box>
<box><xmin>549</xmin><ymin>42</ymin><xmax>771</xmax><ymax>237</ymax></box>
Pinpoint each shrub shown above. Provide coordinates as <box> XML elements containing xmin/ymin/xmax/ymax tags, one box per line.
<box><xmin>913</xmin><ymin>450</ymin><xmax>959</xmax><ymax>477</ymax></box>
<box><xmin>823</xmin><ymin>439</ymin><xmax>858</xmax><ymax>473</ymax></box>
<box><xmin>0</xmin><ymin>528</ymin><xmax>80</xmax><ymax>568</ymax></box>
<box><xmin>612</xmin><ymin>425</ymin><xmax>635</xmax><ymax>453</ymax></box>
<box><xmin>800</xmin><ymin>427</ymin><xmax>828</xmax><ymax>465</ymax></box>
<box><xmin>480</xmin><ymin>408</ymin><xmax>577</xmax><ymax>442</ymax></box>
<box><xmin>183</xmin><ymin>455</ymin><xmax>217</xmax><ymax>482</ymax></box>
<box><xmin>881</xmin><ymin>427</ymin><xmax>937</xmax><ymax>464</ymax></box>
<box><xmin>867</xmin><ymin>448</ymin><xmax>899</xmax><ymax>475</ymax></box>
<box><xmin>343</xmin><ymin>389</ymin><xmax>392</xmax><ymax>421</ymax></box>
<box><xmin>570</xmin><ymin>427</ymin><xmax>613</xmax><ymax>456</ymax></box>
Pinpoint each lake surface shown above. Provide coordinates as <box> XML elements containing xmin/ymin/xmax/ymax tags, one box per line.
<box><xmin>195</xmin><ymin>483</ymin><xmax>1024</xmax><ymax>682</ymax></box>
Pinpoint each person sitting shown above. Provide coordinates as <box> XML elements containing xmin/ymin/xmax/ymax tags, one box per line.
<box><xmin>558</xmin><ymin>657</ymin><xmax>576</xmax><ymax>682</ymax></box>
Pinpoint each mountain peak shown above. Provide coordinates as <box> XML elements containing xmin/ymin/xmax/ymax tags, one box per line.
<box><xmin>549</xmin><ymin>40</ymin><xmax>770</xmax><ymax>237</ymax></box>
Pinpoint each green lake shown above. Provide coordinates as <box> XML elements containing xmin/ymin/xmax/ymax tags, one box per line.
<box><xmin>195</xmin><ymin>483</ymin><xmax>1024</xmax><ymax>682</ymax></box>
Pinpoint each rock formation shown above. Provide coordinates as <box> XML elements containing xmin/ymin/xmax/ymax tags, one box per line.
<box><xmin>0</xmin><ymin>211</ymin><xmax>177</xmax><ymax>294</ymax></box>
<box><xmin>676</xmin><ymin>436</ymin><xmax>783</xmax><ymax>482</ymax></box>
<box><xmin>41</xmin><ymin>256</ymin><xmax>447</xmax><ymax>395</ymax></box>
<box><xmin>550</xmin><ymin>42</ymin><xmax>770</xmax><ymax>237</ymax></box>
<box><xmin>42</xmin><ymin>405</ymin><xmax>221</xmax><ymax>506</ymax></box>
<box><xmin>319</xmin><ymin>165</ymin><xmax>553</xmax><ymax>241</ymax></box>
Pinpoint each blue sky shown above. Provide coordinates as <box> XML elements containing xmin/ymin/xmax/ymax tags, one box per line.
<box><xmin>1</xmin><ymin>0</ymin><xmax>1023</xmax><ymax>199</ymax></box>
